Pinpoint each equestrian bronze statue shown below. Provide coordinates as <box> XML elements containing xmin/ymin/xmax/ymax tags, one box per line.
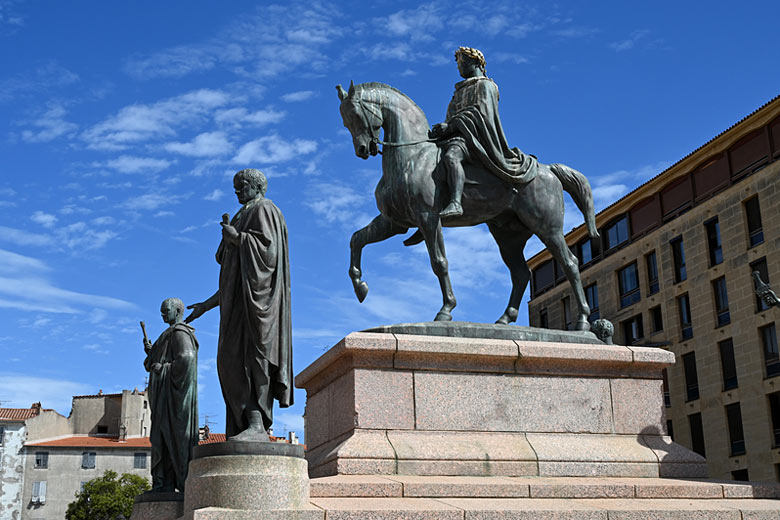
<box><xmin>337</xmin><ymin>47</ymin><xmax>599</xmax><ymax>330</ymax></box>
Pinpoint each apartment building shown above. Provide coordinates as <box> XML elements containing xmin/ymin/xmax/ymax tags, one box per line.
<box><xmin>527</xmin><ymin>95</ymin><xmax>780</xmax><ymax>480</ymax></box>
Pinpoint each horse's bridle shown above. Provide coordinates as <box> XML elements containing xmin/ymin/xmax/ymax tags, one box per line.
<box><xmin>354</xmin><ymin>93</ymin><xmax>437</xmax><ymax>155</ymax></box>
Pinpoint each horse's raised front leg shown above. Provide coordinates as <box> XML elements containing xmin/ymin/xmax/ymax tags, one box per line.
<box><xmin>418</xmin><ymin>214</ymin><xmax>456</xmax><ymax>321</ymax></box>
<box><xmin>487</xmin><ymin>220</ymin><xmax>532</xmax><ymax>325</ymax></box>
<box><xmin>349</xmin><ymin>214</ymin><xmax>407</xmax><ymax>302</ymax></box>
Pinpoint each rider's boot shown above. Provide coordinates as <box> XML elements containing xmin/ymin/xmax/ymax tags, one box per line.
<box><xmin>440</xmin><ymin>200</ymin><xmax>463</xmax><ymax>217</ymax></box>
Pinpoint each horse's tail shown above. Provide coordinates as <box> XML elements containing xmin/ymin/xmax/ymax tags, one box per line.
<box><xmin>549</xmin><ymin>163</ymin><xmax>599</xmax><ymax>239</ymax></box>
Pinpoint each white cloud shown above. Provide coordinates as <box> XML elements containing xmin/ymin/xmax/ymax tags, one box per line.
<box><xmin>0</xmin><ymin>276</ymin><xmax>134</xmax><ymax>312</ymax></box>
<box><xmin>0</xmin><ymin>249</ymin><xmax>51</xmax><ymax>275</ymax></box>
<box><xmin>204</xmin><ymin>189</ymin><xmax>224</xmax><ymax>201</ymax></box>
<box><xmin>305</xmin><ymin>182</ymin><xmax>373</xmax><ymax>229</ymax></box>
<box><xmin>281</xmin><ymin>90</ymin><xmax>314</xmax><ymax>102</ymax></box>
<box><xmin>20</xmin><ymin>105</ymin><xmax>78</xmax><ymax>143</ymax></box>
<box><xmin>492</xmin><ymin>53</ymin><xmax>530</xmax><ymax>65</ymax></box>
<box><xmin>233</xmin><ymin>134</ymin><xmax>317</xmax><ymax>164</ymax></box>
<box><xmin>0</xmin><ymin>61</ymin><xmax>79</xmax><ymax>102</ymax></box>
<box><xmin>31</xmin><ymin>210</ymin><xmax>58</xmax><ymax>228</ymax></box>
<box><xmin>0</xmin><ymin>223</ymin><xmax>117</xmax><ymax>251</ymax></box>
<box><xmin>165</xmin><ymin>131</ymin><xmax>232</xmax><ymax>157</ymax></box>
<box><xmin>122</xmin><ymin>193</ymin><xmax>184</xmax><ymax>211</ymax></box>
<box><xmin>81</xmin><ymin>89</ymin><xmax>231</xmax><ymax>150</ymax></box>
<box><xmin>0</xmin><ymin>373</ymin><xmax>93</xmax><ymax>415</ymax></box>
<box><xmin>215</xmin><ymin>107</ymin><xmax>286</xmax><ymax>126</ymax></box>
<box><xmin>610</xmin><ymin>29</ymin><xmax>651</xmax><ymax>52</ymax></box>
<box><xmin>551</xmin><ymin>26</ymin><xmax>599</xmax><ymax>38</ymax></box>
<box><xmin>104</xmin><ymin>155</ymin><xmax>173</xmax><ymax>174</ymax></box>
<box><xmin>0</xmin><ymin>226</ymin><xmax>54</xmax><ymax>247</ymax></box>
<box><xmin>383</xmin><ymin>4</ymin><xmax>443</xmax><ymax>42</ymax></box>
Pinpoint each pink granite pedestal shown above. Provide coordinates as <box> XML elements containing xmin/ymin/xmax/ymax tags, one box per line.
<box><xmin>295</xmin><ymin>332</ymin><xmax>706</xmax><ymax>479</ymax></box>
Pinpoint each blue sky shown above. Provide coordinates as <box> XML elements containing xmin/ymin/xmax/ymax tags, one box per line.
<box><xmin>1</xmin><ymin>1</ymin><xmax>778</xmax><ymax>439</ymax></box>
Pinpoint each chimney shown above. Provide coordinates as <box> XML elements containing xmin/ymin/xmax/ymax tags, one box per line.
<box><xmin>288</xmin><ymin>431</ymin><xmax>299</xmax><ymax>445</ymax></box>
<box><xmin>31</xmin><ymin>402</ymin><xmax>42</xmax><ymax>415</ymax></box>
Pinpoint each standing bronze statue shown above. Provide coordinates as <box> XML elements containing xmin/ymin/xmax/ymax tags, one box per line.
<box><xmin>186</xmin><ymin>168</ymin><xmax>293</xmax><ymax>441</ymax></box>
<box><xmin>143</xmin><ymin>297</ymin><xmax>199</xmax><ymax>492</ymax></box>
<box><xmin>337</xmin><ymin>47</ymin><xmax>599</xmax><ymax>329</ymax></box>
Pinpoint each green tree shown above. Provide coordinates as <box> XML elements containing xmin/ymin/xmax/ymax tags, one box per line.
<box><xmin>65</xmin><ymin>470</ymin><xmax>150</xmax><ymax>520</ymax></box>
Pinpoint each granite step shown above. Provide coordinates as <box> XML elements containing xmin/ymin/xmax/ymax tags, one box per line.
<box><xmin>310</xmin><ymin>475</ymin><xmax>780</xmax><ymax>500</ymax></box>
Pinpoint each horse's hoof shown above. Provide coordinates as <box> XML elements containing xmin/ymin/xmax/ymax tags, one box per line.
<box><xmin>434</xmin><ymin>311</ymin><xmax>452</xmax><ymax>322</ymax></box>
<box><xmin>574</xmin><ymin>318</ymin><xmax>590</xmax><ymax>331</ymax></box>
<box><xmin>495</xmin><ymin>316</ymin><xmax>510</xmax><ymax>325</ymax></box>
<box><xmin>354</xmin><ymin>282</ymin><xmax>369</xmax><ymax>303</ymax></box>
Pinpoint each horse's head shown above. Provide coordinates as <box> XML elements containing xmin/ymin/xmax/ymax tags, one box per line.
<box><xmin>337</xmin><ymin>81</ymin><xmax>381</xmax><ymax>159</ymax></box>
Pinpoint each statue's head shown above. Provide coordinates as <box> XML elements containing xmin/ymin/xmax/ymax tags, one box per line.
<box><xmin>336</xmin><ymin>81</ymin><xmax>380</xmax><ymax>159</ymax></box>
<box><xmin>160</xmin><ymin>297</ymin><xmax>184</xmax><ymax>325</ymax></box>
<box><xmin>455</xmin><ymin>46</ymin><xmax>486</xmax><ymax>78</ymax></box>
<box><xmin>233</xmin><ymin>168</ymin><xmax>267</xmax><ymax>204</ymax></box>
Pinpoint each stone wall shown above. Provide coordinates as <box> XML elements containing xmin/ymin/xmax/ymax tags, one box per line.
<box><xmin>0</xmin><ymin>422</ymin><xmax>26</xmax><ymax>520</ymax></box>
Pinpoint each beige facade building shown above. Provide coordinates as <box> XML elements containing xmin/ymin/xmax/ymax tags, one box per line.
<box><xmin>527</xmin><ymin>95</ymin><xmax>780</xmax><ymax>481</ymax></box>
<box><xmin>0</xmin><ymin>390</ymin><xmax>152</xmax><ymax>520</ymax></box>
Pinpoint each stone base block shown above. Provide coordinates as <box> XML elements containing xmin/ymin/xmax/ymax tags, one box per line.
<box><xmin>186</xmin><ymin>506</ymin><xmax>324</xmax><ymax>520</ymax></box>
<box><xmin>130</xmin><ymin>491</ymin><xmax>183</xmax><ymax>520</ymax></box>
<box><xmin>182</xmin><ymin>441</ymin><xmax>310</xmax><ymax>517</ymax></box>
<box><xmin>296</xmin><ymin>332</ymin><xmax>706</xmax><ymax>479</ymax></box>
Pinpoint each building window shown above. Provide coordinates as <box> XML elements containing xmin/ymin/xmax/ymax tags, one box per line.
<box><xmin>650</xmin><ymin>305</ymin><xmax>663</xmax><ymax>333</ymax></box>
<box><xmin>689</xmin><ymin>412</ymin><xmax>706</xmax><ymax>457</ymax></box>
<box><xmin>744</xmin><ymin>196</ymin><xmax>764</xmax><ymax>247</ymax></box>
<box><xmin>768</xmin><ymin>392</ymin><xmax>780</xmax><ymax>447</ymax></box>
<box><xmin>134</xmin><ymin>452</ymin><xmax>147</xmax><ymax>469</ymax></box>
<box><xmin>97</xmin><ymin>425</ymin><xmax>108</xmax><ymax>434</ymax></box>
<box><xmin>622</xmin><ymin>314</ymin><xmax>644</xmax><ymax>345</ymax></box>
<box><xmin>705</xmin><ymin>218</ymin><xmax>723</xmax><ymax>267</ymax></box>
<box><xmin>671</xmin><ymin>236</ymin><xmax>687</xmax><ymax>283</ymax></box>
<box><xmin>31</xmin><ymin>481</ymin><xmax>47</xmax><ymax>505</ymax></box>
<box><xmin>618</xmin><ymin>262</ymin><xmax>640</xmax><ymax>308</ymax></box>
<box><xmin>662</xmin><ymin>368</ymin><xmax>671</xmax><ymax>408</ymax></box>
<box><xmin>81</xmin><ymin>451</ymin><xmax>96</xmax><ymax>469</ymax></box>
<box><xmin>719</xmin><ymin>339</ymin><xmax>738</xmax><ymax>390</ymax></box>
<box><xmin>0</xmin><ymin>426</ymin><xmax>4</xmax><ymax>446</ymax></box>
<box><xmin>752</xmin><ymin>257</ymin><xmax>770</xmax><ymax>312</ymax></box>
<box><xmin>682</xmin><ymin>351</ymin><xmax>699</xmax><ymax>402</ymax></box>
<box><xmin>761</xmin><ymin>323</ymin><xmax>780</xmax><ymax>378</ymax></box>
<box><xmin>731</xmin><ymin>469</ymin><xmax>749</xmax><ymax>481</ymax></box>
<box><xmin>585</xmin><ymin>283</ymin><xmax>599</xmax><ymax>321</ymax></box>
<box><xmin>604</xmin><ymin>216</ymin><xmax>629</xmax><ymax>251</ymax></box>
<box><xmin>561</xmin><ymin>296</ymin><xmax>572</xmax><ymax>330</ymax></box>
<box><xmin>646</xmin><ymin>251</ymin><xmax>659</xmax><ymax>295</ymax></box>
<box><xmin>725</xmin><ymin>403</ymin><xmax>746</xmax><ymax>456</ymax></box>
<box><xmin>539</xmin><ymin>309</ymin><xmax>548</xmax><ymax>329</ymax></box>
<box><xmin>35</xmin><ymin>451</ymin><xmax>48</xmax><ymax>469</ymax></box>
<box><xmin>667</xmin><ymin>419</ymin><xmax>674</xmax><ymax>441</ymax></box>
<box><xmin>678</xmin><ymin>293</ymin><xmax>693</xmax><ymax>340</ymax></box>
<box><xmin>712</xmin><ymin>277</ymin><xmax>730</xmax><ymax>327</ymax></box>
<box><xmin>577</xmin><ymin>238</ymin><xmax>593</xmax><ymax>266</ymax></box>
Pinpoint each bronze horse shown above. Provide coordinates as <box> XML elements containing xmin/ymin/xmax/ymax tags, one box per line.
<box><xmin>337</xmin><ymin>81</ymin><xmax>598</xmax><ymax>330</ymax></box>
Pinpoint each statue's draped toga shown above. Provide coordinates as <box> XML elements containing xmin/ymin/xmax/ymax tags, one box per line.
<box><xmin>215</xmin><ymin>197</ymin><xmax>293</xmax><ymax>437</ymax></box>
<box><xmin>145</xmin><ymin>322</ymin><xmax>199</xmax><ymax>491</ymax></box>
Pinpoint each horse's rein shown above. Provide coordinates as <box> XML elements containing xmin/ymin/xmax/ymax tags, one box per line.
<box><xmin>356</xmin><ymin>95</ymin><xmax>438</xmax><ymax>154</ymax></box>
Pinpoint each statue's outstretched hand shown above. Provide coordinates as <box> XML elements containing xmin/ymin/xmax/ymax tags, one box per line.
<box><xmin>143</xmin><ymin>339</ymin><xmax>152</xmax><ymax>353</ymax></box>
<box><xmin>185</xmin><ymin>303</ymin><xmax>207</xmax><ymax>323</ymax></box>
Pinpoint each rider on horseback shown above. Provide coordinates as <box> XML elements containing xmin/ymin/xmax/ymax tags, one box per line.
<box><xmin>429</xmin><ymin>47</ymin><xmax>538</xmax><ymax>218</ymax></box>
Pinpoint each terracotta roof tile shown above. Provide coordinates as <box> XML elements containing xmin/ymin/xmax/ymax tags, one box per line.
<box><xmin>26</xmin><ymin>436</ymin><xmax>151</xmax><ymax>448</ymax></box>
<box><xmin>0</xmin><ymin>407</ymin><xmax>40</xmax><ymax>421</ymax></box>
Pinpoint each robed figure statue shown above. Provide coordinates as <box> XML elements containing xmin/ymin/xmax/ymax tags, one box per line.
<box><xmin>143</xmin><ymin>297</ymin><xmax>199</xmax><ymax>492</ymax></box>
<box><xmin>186</xmin><ymin>168</ymin><xmax>293</xmax><ymax>442</ymax></box>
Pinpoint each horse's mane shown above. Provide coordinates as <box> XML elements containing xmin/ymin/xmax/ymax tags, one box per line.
<box><xmin>356</xmin><ymin>82</ymin><xmax>423</xmax><ymax>114</ymax></box>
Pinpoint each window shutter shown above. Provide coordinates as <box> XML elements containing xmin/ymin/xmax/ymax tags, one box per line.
<box><xmin>90</xmin><ymin>452</ymin><xmax>96</xmax><ymax>468</ymax></box>
<box><xmin>39</xmin><ymin>481</ymin><xmax>47</xmax><ymax>503</ymax></box>
<box><xmin>32</xmin><ymin>481</ymin><xmax>40</xmax><ymax>501</ymax></box>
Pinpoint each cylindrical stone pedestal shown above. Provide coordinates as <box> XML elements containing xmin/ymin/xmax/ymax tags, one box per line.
<box><xmin>130</xmin><ymin>491</ymin><xmax>183</xmax><ymax>520</ymax></box>
<box><xmin>183</xmin><ymin>441</ymin><xmax>319</xmax><ymax>519</ymax></box>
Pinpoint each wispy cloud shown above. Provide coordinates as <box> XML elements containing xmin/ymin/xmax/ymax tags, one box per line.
<box><xmin>122</xmin><ymin>192</ymin><xmax>187</xmax><ymax>211</ymax></box>
<box><xmin>281</xmin><ymin>90</ymin><xmax>314</xmax><ymax>102</ymax></box>
<box><xmin>203</xmin><ymin>188</ymin><xmax>224</xmax><ymax>201</ymax></box>
<box><xmin>164</xmin><ymin>131</ymin><xmax>233</xmax><ymax>157</ymax></box>
<box><xmin>20</xmin><ymin>104</ymin><xmax>78</xmax><ymax>143</ymax></box>
<box><xmin>31</xmin><ymin>211</ymin><xmax>58</xmax><ymax>228</ymax></box>
<box><xmin>233</xmin><ymin>134</ymin><xmax>317</xmax><ymax>164</ymax></box>
<box><xmin>102</xmin><ymin>155</ymin><xmax>174</xmax><ymax>174</ymax></box>
<box><xmin>609</xmin><ymin>29</ymin><xmax>651</xmax><ymax>52</ymax></box>
<box><xmin>0</xmin><ymin>61</ymin><xmax>79</xmax><ymax>102</ymax></box>
<box><xmin>81</xmin><ymin>89</ymin><xmax>231</xmax><ymax>150</ymax></box>
<box><xmin>214</xmin><ymin>107</ymin><xmax>286</xmax><ymax>127</ymax></box>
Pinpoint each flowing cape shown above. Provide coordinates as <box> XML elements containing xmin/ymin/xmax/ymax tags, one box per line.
<box><xmin>446</xmin><ymin>77</ymin><xmax>538</xmax><ymax>184</ymax></box>
<box><xmin>144</xmin><ymin>322</ymin><xmax>198</xmax><ymax>491</ymax></box>
<box><xmin>216</xmin><ymin>197</ymin><xmax>293</xmax><ymax>435</ymax></box>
